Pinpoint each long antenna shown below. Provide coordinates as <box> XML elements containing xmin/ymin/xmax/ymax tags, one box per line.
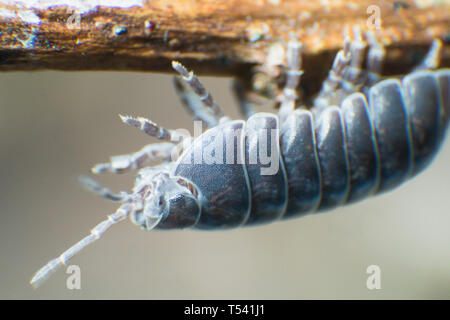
<box><xmin>29</xmin><ymin>204</ymin><xmax>132</xmax><ymax>288</ymax></box>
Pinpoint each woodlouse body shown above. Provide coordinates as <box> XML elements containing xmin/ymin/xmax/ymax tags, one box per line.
<box><xmin>30</xmin><ymin>36</ymin><xmax>450</xmax><ymax>287</ymax></box>
<box><xmin>165</xmin><ymin>69</ymin><xmax>449</xmax><ymax>230</ymax></box>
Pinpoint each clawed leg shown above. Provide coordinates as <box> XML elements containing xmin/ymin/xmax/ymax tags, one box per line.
<box><xmin>78</xmin><ymin>175</ymin><xmax>130</xmax><ymax>202</ymax></box>
<box><xmin>313</xmin><ymin>36</ymin><xmax>352</xmax><ymax>112</ymax></box>
<box><xmin>91</xmin><ymin>115</ymin><xmax>193</xmax><ymax>174</ymax></box>
<box><xmin>119</xmin><ymin>114</ymin><xmax>188</xmax><ymax>142</ymax></box>
<box><xmin>313</xmin><ymin>29</ymin><xmax>387</xmax><ymax>111</ymax></box>
<box><xmin>173</xmin><ymin>77</ymin><xmax>218</xmax><ymax>128</ymax></box>
<box><xmin>92</xmin><ymin>142</ymin><xmax>175</xmax><ymax>174</ymax></box>
<box><xmin>95</xmin><ymin>60</ymin><xmax>230</xmax><ymax>176</ymax></box>
<box><xmin>413</xmin><ymin>38</ymin><xmax>442</xmax><ymax>71</ymax></box>
<box><xmin>233</xmin><ymin>79</ymin><xmax>256</xmax><ymax>119</ymax></box>
<box><xmin>277</xmin><ymin>30</ymin><xmax>386</xmax><ymax>116</ymax></box>
<box><xmin>341</xmin><ymin>28</ymin><xmax>368</xmax><ymax>91</ymax></box>
<box><xmin>278</xmin><ymin>35</ymin><xmax>304</xmax><ymax>123</ymax></box>
<box><xmin>172</xmin><ymin>61</ymin><xmax>230</xmax><ymax>125</ymax></box>
<box><xmin>364</xmin><ymin>30</ymin><xmax>386</xmax><ymax>87</ymax></box>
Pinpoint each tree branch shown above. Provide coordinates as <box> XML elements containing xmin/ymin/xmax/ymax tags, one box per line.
<box><xmin>0</xmin><ymin>0</ymin><xmax>449</xmax><ymax>79</ymax></box>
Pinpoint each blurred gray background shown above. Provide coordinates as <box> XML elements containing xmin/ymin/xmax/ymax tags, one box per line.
<box><xmin>0</xmin><ymin>70</ymin><xmax>449</xmax><ymax>299</ymax></box>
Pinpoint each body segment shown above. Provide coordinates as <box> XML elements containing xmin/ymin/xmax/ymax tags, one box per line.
<box><xmin>174</xmin><ymin>120</ymin><xmax>250</xmax><ymax>229</ymax></box>
<box><xmin>243</xmin><ymin>113</ymin><xmax>288</xmax><ymax>225</ymax></box>
<box><xmin>279</xmin><ymin>109</ymin><xmax>321</xmax><ymax>218</ymax></box>
<box><xmin>341</xmin><ymin>93</ymin><xmax>379</xmax><ymax>203</ymax></box>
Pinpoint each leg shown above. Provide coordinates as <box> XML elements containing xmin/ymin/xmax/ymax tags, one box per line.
<box><xmin>172</xmin><ymin>61</ymin><xmax>230</xmax><ymax>125</ymax></box>
<box><xmin>92</xmin><ymin>142</ymin><xmax>175</xmax><ymax>174</ymax></box>
<box><xmin>313</xmin><ymin>37</ymin><xmax>352</xmax><ymax>112</ymax></box>
<box><xmin>119</xmin><ymin>114</ymin><xmax>188</xmax><ymax>141</ymax></box>
<box><xmin>278</xmin><ymin>36</ymin><xmax>304</xmax><ymax>123</ymax></box>
<box><xmin>78</xmin><ymin>175</ymin><xmax>130</xmax><ymax>202</ymax></box>
<box><xmin>314</xmin><ymin>29</ymin><xmax>384</xmax><ymax>112</ymax></box>
<box><xmin>364</xmin><ymin>30</ymin><xmax>386</xmax><ymax>87</ymax></box>
<box><xmin>173</xmin><ymin>77</ymin><xmax>217</xmax><ymax>128</ymax></box>
<box><xmin>413</xmin><ymin>38</ymin><xmax>442</xmax><ymax>71</ymax></box>
<box><xmin>233</xmin><ymin>79</ymin><xmax>256</xmax><ymax>119</ymax></box>
<box><xmin>341</xmin><ymin>27</ymin><xmax>368</xmax><ymax>91</ymax></box>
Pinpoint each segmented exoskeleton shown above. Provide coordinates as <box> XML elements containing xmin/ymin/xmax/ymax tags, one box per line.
<box><xmin>30</xmin><ymin>33</ymin><xmax>450</xmax><ymax>287</ymax></box>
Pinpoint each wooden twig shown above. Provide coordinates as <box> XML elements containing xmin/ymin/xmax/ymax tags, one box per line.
<box><xmin>0</xmin><ymin>0</ymin><xmax>449</xmax><ymax>79</ymax></box>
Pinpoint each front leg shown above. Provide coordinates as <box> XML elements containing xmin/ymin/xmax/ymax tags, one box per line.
<box><xmin>91</xmin><ymin>142</ymin><xmax>175</xmax><ymax>174</ymax></box>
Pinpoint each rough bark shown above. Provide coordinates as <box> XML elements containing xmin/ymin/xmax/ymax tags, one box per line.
<box><xmin>0</xmin><ymin>0</ymin><xmax>448</xmax><ymax>80</ymax></box>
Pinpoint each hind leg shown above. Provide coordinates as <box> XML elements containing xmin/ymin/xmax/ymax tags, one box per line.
<box><xmin>342</xmin><ymin>29</ymin><xmax>369</xmax><ymax>91</ymax></box>
<box><xmin>363</xmin><ymin>30</ymin><xmax>386</xmax><ymax>88</ymax></box>
<box><xmin>314</xmin><ymin>28</ymin><xmax>376</xmax><ymax>112</ymax></box>
<box><xmin>413</xmin><ymin>39</ymin><xmax>443</xmax><ymax>71</ymax></box>
<box><xmin>313</xmin><ymin>36</ymin><xmax>352</xmax><ymax>112</ymax></box>
<box><xmin>313</xmin><ymin>29</ymin><xmax>389</xmax><ymax>112</ymax></box>
<box><xmin>232</xmin><ymin>79</ymin><xmax>257</xmax><ymax>119</ymax></box>
<box><xmin>277</xmin><ymin>36</ymin><xmax>304</xmax><ymax>123</ymax></box>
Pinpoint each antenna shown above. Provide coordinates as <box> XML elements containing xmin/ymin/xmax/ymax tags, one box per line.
<box><xmin>30</xmin><ymin>204</ymin><xmax>132</xmax><ymax>288</ymax></box>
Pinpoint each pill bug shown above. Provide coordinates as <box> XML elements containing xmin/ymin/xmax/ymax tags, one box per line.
<box><xmin>30</xmin><ymin>33</ymin><xmax>450</xmax><ymax>287</ymax></box>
